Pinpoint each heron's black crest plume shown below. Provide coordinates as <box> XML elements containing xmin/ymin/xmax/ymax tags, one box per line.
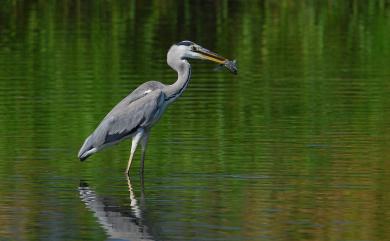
<box><xmin>176</xmin><ymin>40</ymin><xmax>193</xmax><ymax>46</ymax></box>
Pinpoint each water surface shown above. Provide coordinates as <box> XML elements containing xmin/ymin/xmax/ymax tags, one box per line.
<box><xmin>0</xmin><ymin>1</ymin><xmax>389</xmax><ymax>240</ymax></box>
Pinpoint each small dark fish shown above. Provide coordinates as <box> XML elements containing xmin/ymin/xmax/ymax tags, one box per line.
<box><xmin>224</xmin><ymin>59</ymin><xmax>238</xmax><ymax>75</ymax></box>
<box><xmin>214</xmin><ymin>59</ymin><xmax>238</xmax><ymax>75</ymax></box>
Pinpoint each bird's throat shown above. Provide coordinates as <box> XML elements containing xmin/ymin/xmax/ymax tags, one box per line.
<box><xmin>163</xmin><ymin>61</ymin><xmax>191</xmax><ymax>103</ymax></box>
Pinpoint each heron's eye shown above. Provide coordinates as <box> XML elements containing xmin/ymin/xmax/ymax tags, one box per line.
<box><xmin>191</xmin><ymin>46</ymin><xmax>197</xmax><ymax>51</ymax></box>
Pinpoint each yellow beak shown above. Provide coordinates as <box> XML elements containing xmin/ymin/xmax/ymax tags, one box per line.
<box><xmin>194</xmin><ymin>47</ymin><xmax>227</xmax><ymax>64</ymax></box>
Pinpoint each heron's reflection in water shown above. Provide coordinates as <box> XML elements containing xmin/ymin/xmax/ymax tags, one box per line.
<box><xmin>79</xmin><ymin>176</ymin><xmax>154</xmax><ymax>241</ymax></box>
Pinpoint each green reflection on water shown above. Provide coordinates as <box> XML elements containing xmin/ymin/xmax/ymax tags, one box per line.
<box><xmin>0</xmin><ymin>1</ymin><xmax>389</xmax><ymax>240</ymax></box>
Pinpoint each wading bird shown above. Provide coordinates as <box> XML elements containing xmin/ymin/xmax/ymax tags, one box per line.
<box><xmin>78</xmin><ymin>40</ymin><xmax>237</xmax><ymax>175</ymax></box>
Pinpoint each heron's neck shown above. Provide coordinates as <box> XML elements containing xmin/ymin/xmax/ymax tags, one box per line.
<box><xmin>164</xmin><ymin>60</ymin><xmax>191</xmax><ymax>102</ymax></box>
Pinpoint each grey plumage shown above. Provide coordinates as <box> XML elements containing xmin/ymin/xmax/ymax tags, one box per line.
<box><xmin>78</xmin><ymin>81</ymin><xmax>165</xmax><ymax>161</ymax></box>
<box><xmin>78</xmin><ymin>40</ymin><xmax>236</xmax><ymax>174</ymax></box>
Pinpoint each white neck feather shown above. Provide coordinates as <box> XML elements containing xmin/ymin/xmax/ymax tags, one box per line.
<box><xmin>163</xmin><ymin>59</ymin><xmax>191</xmax><ymax>102</ymax></box>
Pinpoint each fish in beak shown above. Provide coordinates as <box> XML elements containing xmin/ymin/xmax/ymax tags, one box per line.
<box><xmin>193</xmin><ymin>46</ymin><xmax>238</xmax><ymax>74</ymax></box>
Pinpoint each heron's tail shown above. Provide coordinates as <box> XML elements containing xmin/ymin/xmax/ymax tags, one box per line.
<box><xmin>78</xmin><ymin>135</ymin><xmax>97</xmax><ymax>161</ymax></box>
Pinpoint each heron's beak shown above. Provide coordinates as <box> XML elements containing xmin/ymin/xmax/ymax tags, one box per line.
<box><xmin>193</xmin><ymin>47</ymin><xmax>227</xmax><ymax>64</ymax></box>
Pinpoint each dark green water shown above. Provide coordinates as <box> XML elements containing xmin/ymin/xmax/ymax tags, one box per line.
<box><xmin>0</xmin><ymin>1</ymin><xmax>389</xmax><ymax>240</ymax></box>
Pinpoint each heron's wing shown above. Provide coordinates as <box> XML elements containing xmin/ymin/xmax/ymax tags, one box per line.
<box><xmin>103</xmin><ymin>81</ymin><xmax>165</xmax><ymax>120</ymax></box>
<box><xmin>91</xmin><ymin>89</ymin><xmax>165</xmax><ymax>147</ymax></box>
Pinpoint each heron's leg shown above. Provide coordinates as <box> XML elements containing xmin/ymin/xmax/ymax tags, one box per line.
<box><xmin>139</xmin><ymin>131</ymin><xmax>150</xmax><ymax>175</ymax></box>
<box><xmin>125</xmin><ymin>130</ymin><xmax>144</xmax><ymax>175</ymax></box>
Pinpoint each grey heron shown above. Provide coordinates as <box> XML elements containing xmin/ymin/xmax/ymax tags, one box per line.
<box><xmin>78</xmin><ymin>40</ymin><xmax>237</xmax><ymax>174</ymax></box>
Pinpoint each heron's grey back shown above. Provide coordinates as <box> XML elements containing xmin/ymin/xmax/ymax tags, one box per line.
<box><xmin>96</xmin><ymin>89</ymin><xmax>164</xmax><ymax>145</ymax></box>
<box><xmin>78</xmin><ymin>81</ymin><xmax>165</xmax><ymax>159</ymax></box>
<box><xmin>102</xmin><ymin>81</ymin><xmax>165</xmax><ymax>121</ymax></box>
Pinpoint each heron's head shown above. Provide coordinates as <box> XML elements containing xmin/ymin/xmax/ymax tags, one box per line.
<box><xmin>168</xmin><ymin>40</ymin><xmax>227</xmax><ymax>66</ymax></box>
